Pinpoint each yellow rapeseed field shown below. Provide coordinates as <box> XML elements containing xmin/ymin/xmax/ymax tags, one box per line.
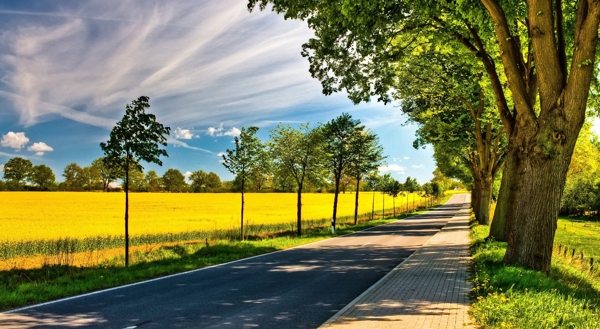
<box><xmin>0</xmin><ymin>191</ymin><xmax>428</xmax><ymax>241</ymax></box>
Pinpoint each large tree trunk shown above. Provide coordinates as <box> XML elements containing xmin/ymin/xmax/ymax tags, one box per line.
<box><xmin>502</xmin><ymin>115</ymin><xmax>581</xmax><ymax>272</ymax></box>
<box><xmin>489</xmin><ymin>152</ymin><xmax>516</xmax><ymax>242</ymax></box>
<box><xmin>472</xmin><ymin>177</ymin><xmax>493</xmax><ymax>225</ymax></box>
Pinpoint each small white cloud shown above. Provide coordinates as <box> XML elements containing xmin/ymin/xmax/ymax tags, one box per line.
<box><xmin>0</xmin><ymin>164</ymin><xmax>3</xmax><ymax>172</ymax></box>
<box><xmin>206</xmin><ymin>124</ymin><xmax>241</xmax><ymax>137</ymax></box>
<box><xmin>174</xmin><ymin>127</ymin><xmax>194</xmax><ymax>140</ymax></box>
<box><xmin>184</xmin><ymin>171</ymin><xmax>193</xmax><ymax>181</ymax></box>
<box><xmin>412</xmin><ymin>164</ymin><xmax>425</xmax><ymax>169</ymax></box>
<box><xmin>379</xmin><ymin>164</ymin><xmax>405</xmax><ymax>172</ymax></box>
<box><xmin>403</xmin><ymin>156</ymin><xmax>409</xmax><ymax>160</ymax></box>
<box><xmin>1</xmin><ymin>132</ymin><xmax>29</xmax><ymax>150</ymax></box>
<box><xmin>223</xmin><ymin>127</ymin><xmax>241</xmax><ymax>137</ymax></box>
<box><xmin>207</xmin><ymin>124</ymin><xmax>224</xmax><ymax>136</ymax></box>
<box><xmin>217</xmin><ymin>151</ymin><xmax>226</xmax><ymax>157</ymax></box>
<box><xmin>392</xmin><ymin>158</ymin><xmax>397</xmax><ymax>162</ymax></box>
<box><xmin>27</xmin><ymin>142</ymin><xmax>54</xmax><ymax>156</ymax></box>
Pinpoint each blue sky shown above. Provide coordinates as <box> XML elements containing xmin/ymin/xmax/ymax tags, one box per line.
<box><xmin>0</xmin><ymin>0</ymin><xmax>436</xmax><ymax>183</ymax></box>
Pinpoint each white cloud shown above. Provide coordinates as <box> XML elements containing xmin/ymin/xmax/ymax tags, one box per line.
<box><xmin>1</xmin><ymin>132</ymin><xmax>29</xmax><ymax>150</ymax></box>
<box><xmin>379</xmin><ymin>164</ymin><xmax>405</xmax><ymax>173</ymax></box>
<box><xmin>412</xmin><ymin>164</ymin><xmax>425</xmax><ymax>169</ymax></box>
<box><xmin>223</xmin><ymin>127</ymin><xmax>241</xmax><ymax>137</ymax></box>
<box><xmin>0</xmin><ymin>164</ymin><xmax>3</xmax><ymax>172</ymax></box>
<box><xmin>403</xmin><ymin>156</ymin><xmax>410</xmax><ymax>160</ymax></box>
<box><xmin>184</xmin><ymin>171</ymin><xmax>193</xmax><ymax>181</ymax></box>
<box><xmin>27</xmin><ymin>142</ymin><xmax>54</xmax><ymax>156</ymax></box>
<box><xmin>217</xmin><ymin>152</ymin><xmax>226</xmax><ymax>157</ymax></box>
<box><xmin>206</xmin><ymin>124</ymin><xmax>224</xmax><ymax>136</ymax></box>
<box><xmin>174</xmin><ymin>127</ymin><xmax>193</xmax><ymax>140</ymax></box>
<box><xmin>206</xmin><ymin>124</ymin><xmax>241</xmax><ymax>137</ymax></box>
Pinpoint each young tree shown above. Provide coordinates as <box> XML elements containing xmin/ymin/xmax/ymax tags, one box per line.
<box><xmin>268</xmin><ymin>123</ymin><xmax>325</xmax><ymax>236</ymax></box>
<box><xmin>81</xmin><ymin>165</ymin><xmax>101</xmax><ymax>191</ymax></box>
<box><xmin>322</xmin><ymin>113</ymin><xmax>363</xmax><ymax>230</ymax></box>
<box><xmin>222</xmin><ymin>126</ymin><xmax>263</xmax><ymax>240</ymax></box>
<box><xmin>145</xmin><ymin>170</ymin><xmax>162</xmax><ymax>192</ymax></box>
<box><xmin>100</xmin><ymin>96</ymin><xmax>170</xmax><ymax>266</ymax></box>
<box><xmin>190</xmin><ymin>170</ymin><xmax>208</xmax><ymax>192</ymax></box>
<box><xmin>205</xmin><ymin>172</ymin><xmax>222</xmax><ymax>190</ymax></box>
<box><xmin>162</xmin><ymin>168</ymin><xmax>187</xmax><ymax>192</ymax></box>
<box><xmin>364</xmin><ymin>172</ymin><xmax>381</xmax><ymax>220</ymax></box>
<box><xmin>348</xmin><ymin>130</ymin><xmax>385</xmax><ymax>224</ymax></box>
<box><xmin>3</xmin><ymin>157</ymin><xmax>33</xmax><ymax>190</ymax></box>
<box><xmin>63</xmin><ymin>162</ymin><xmax>84</xmax><ymax>191</ymax></box>
<box><xmin>385</xmin><ymin>179</ymin><xmax>402</xmax><ymax>217</ymax></box>
<box><xmin>28</xmin><ymin>164</ymin><xmax>56</xmax><ymax>191</ymax></box>
<box><xmin>378</xmin><ymin>173</ymin><xmax>394</xmax><ymax>219</ymax></box>
<box><xmin>91</xmin><ymin>157</ymin><xmax>118</xmax><ymax>191</ymax></box>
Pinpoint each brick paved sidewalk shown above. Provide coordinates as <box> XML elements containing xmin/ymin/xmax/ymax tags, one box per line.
<box><xmin>320</xmin><ymin>194</ymin><xmax>475</xmax><ymax>329</ymax></box>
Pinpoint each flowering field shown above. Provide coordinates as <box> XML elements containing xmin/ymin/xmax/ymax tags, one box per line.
<box><xmin>0</xmin><ymin>191</ymin><xmax>430</xmax><ymax>269</ymax></box>
<box><xmin>1</xmin><ymin>191</ymin><xmax>427</xmax><ymax>241</ymax></box>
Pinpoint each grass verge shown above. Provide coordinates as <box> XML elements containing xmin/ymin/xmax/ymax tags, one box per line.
<box><xmin>469</xmin><ymin>222</ymin><xmax>600</xmax><ymax>328</ymax></box>
<box><xmin>0</xmin><ymin>208</ymin><xmax>433</xmax><ymax>312</ymax></box>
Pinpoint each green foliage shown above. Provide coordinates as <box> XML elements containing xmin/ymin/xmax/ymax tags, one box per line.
<box><xmin>222</xmin><ymin>126</ymin><xmax>263</xmax><ymax>190</ymax></box>
<box><xmin>62</xmin><ymin>162</ymin><xmax>85</xmax><ymax>191</ymax></box>
<box><xmin>100</xmin><ymin>96</ymin><xmax>170</xmax><ymax>186</ymax></box>
<box><xmin>28</xmin><ymin>164</ymin><xmax>56</xmax><ymax>191</ymax></box>
<box><xmin>162</xmin><ymin>168</ymin><xmax>187</xmax><ymax>192</ymax></box>
<box><xmin>3</xmin><ymin>157</ymin><xmax>33</xmax><ymax>189</ymax></box>
<box><xmin>145</xmin><ymin>170</ymin><xmax>162</xmax><ymax>192</ymax></box>
<box><xmin>189</xmin><ymin>170</ymin><xmax>208</xmax><ymax>192</ymax></box>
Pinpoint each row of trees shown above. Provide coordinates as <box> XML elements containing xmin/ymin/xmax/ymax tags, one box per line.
<box><xmin>0</xmin><ymin>156</ymin><xmax>223</xmax><ymax>193</ymax></box>
<box><xmin>248</xmin><ymin>0</ymin><xmax>600</xmax><ymax>272</ymax></box>
<box><xmin>222</xmin><ymin>113</ymin><xmax>387</xmax><ymax>238</ymax></box>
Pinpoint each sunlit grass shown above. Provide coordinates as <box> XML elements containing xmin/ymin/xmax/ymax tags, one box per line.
<box><xmin>469</xmin><ymin>222</ymin><xmax>600</xmax><ymax>328</ymax></box>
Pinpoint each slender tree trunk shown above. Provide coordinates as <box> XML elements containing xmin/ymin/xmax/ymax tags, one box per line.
<box><xmin>354</xmin><ymin>176</ymin><xmax>360</xmax><ymax>225</ymax></box>
<box><xmin>371</xmin><ymin>190</ymin><xmax>375</xmax><ymax>220</ymax></box>
<box><xmin>241</xmin><ymin>181</ymin><xmax>245</xmax><ymax>240</ymax></box>
<box><xmin>297</xmin><ymin>182</ymin><xmax>303</xmax><ymax>236</ymax></box>
<box><xmin>393</xmin><ymin>197</ymin><xmax>396</xmax><ymax>217</ymax></box>
<box><xmin>124</xmin><ymin>166</ymin><xmax>129</xmax><ymax>267</ymax></box>
<box><xmin>406</xmin><ymin>194</ymin><xmax>408</xmax><ymax>215</ymax></box>
<box><xmin>332</xmin><ymin>173</ymin><xmax>341</xmax><ymax>230</ymax></box>
<box><xmin>382</xmin><ymin>193</ymin><xmax>385</xmax><ymax>219</ymax></box>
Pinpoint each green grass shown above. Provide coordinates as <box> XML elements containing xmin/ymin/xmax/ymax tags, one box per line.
<box><xmin>0</xmin><ymin>207</ymin><xmax>436</xmax><ymax>312</ymax></box>
<box><xmin>469</xmin><ymin>222</ymin><xmax>600</xmax><ymax>329</ymax></box>
<box><xmin>555</xmin><ymin>218</ymin><xmax>600</xmax><ymax>259</ymax></box>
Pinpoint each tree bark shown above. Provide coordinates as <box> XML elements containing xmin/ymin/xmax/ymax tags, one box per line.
<box><xmin>332</xmin><ymin>172</ymin><xmax>341</xmax><ymax>230</ymax></box>
<box><xmin>124</xmin><ymin>165</ymin><xmax>129</xmax><ymax>267</ymax></box>
<box><xmin>297</xmin><ymin>182</ymin><xmax>303</xmax><ymax>236</ymax></box>
<box><xmin>241</xmin><ymin>181</ymin><xmax>245</xmax><ymax>240</ymax></box>
<box><xmin>489</xmin><ymin>152</ymin><xmax>515</xmax><ymax>242</ymax></box>
<box><xmin>354</xmin><ymin>176</ymin><xmax>360</xmax><ymax>225</ymax></box>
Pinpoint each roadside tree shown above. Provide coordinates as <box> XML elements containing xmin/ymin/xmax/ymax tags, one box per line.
<box><xmin>100</xmin><ymin>96</ymin><xmax>170</xmax><ymax>266</ymax></box>
<box><xmin>222</xmin><ymin>126</ymin><xmax>263</xmax><ymax>240</ymax></box>
<box><xmin>268</xmin><ymin>123</ymin><xmax>325</xmax><ymax>236</ymax></box>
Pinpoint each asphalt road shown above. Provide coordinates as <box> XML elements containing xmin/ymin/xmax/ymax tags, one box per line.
<box><xmin>1</xmin><ymin>195</ymin><xmax>468</xmax><ymax>329</ymax></box>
